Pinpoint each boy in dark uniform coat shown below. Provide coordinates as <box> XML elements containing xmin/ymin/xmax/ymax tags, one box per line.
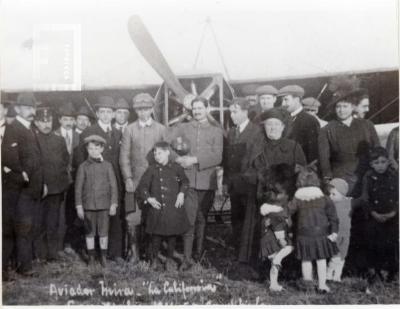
<box><xmin>76</xmin><ymin>96</ymin><xmax>123</xmax><ymax>260</ymax></box>
<box><xmin>278</xmin><ymin>85</ymin><xmax>320</xmax><ymax>164</ymax></box>
<box><xmin>5</xmin><ymin>93</ymin><xmax>44</xmax><ymax>276</ymax></box>
<box><xmin>34</xmin><ymin>107</ymin><xmax>70</xmax><ymax>261</ymax></box>
<box><xmin>223</xmin><ymin>97</ymin><xmax>264</xmax><ymax>266</ymax></box>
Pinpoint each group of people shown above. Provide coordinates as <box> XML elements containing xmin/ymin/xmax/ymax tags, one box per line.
<box><xmin>1</xmin><ymin>81</ymin><xmax>398</xmax><ymax>294</ymax></box>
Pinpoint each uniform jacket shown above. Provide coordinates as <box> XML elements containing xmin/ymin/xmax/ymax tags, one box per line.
<box><xmin>75</xmin><ymin>158</ymin><xmax>118</xmax><ymax>210</ymax></box>
<box><xmin>318</xmin><ymin>118</ymin><xmax>380</xmax><ymax>180</ymax></box>
<box><xmin>6</xmin><ymin>120</ymin><xmax>43</xmax><ymax>199</ymax></box>
<box><xmin>288</xmin><ymin>110</ymin><xmax>320</xmax><ymax>163</ymax></box>
<box><xmin>1</xmin><ymin>124</ymin><xmax>25</xmax><ymax>190</ymax></box>
<box><xmin>223</xmin><ymin>120</ymin><xmax>264</xmax><ymax>194</ymax></box>
<box><xmin>119</xmin><ymin>120</ymin><xmax>167</xmax><ymax>190</ymax></box>
<box><xmin>170</xmin><ymin>120</ymin><xmax>224</xmax><ymax>190</ymax></box>
<box><xmin>137</xmin><ymin>161</ymin><xmax>190</xmax><ymax>235</ymax></box>
<box><xmin>36</xmin><ymin>131</ymin><xmax>70</xmax><ymax>195</ymax></box>
<box><xmin>75</xmin><ymin>123</ymin><xmax>122</xmax><ymax>188</ymax></box>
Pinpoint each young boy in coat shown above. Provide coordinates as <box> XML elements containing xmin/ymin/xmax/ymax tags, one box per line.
<box><xmin>137</xmin><ymin>141</ymin><xmax>190</xmax><ymax>271</ymax></box>
<box><xmin>75</xmin><ymin>135</ymin><xmax>118</xmax><ymax>267</ymax></box>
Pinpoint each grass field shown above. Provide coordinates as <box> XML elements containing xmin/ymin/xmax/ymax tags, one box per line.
<box><xmin>2</xmin><ymin>224</ymin><xmax>399</xmax><ymax>305</ymax></box>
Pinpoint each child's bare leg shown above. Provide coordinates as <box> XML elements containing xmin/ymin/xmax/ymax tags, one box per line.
<box><xmin>316</xmin><ymin>259</ymin><xmax>330</xmax><ymax>291</ymax></box>
<box><xmin>272</xmin><ymin>245</ymin><xmax>293</xmax><ymax>266</ymax></box>
<box><xmin>301</xmin><ymin>260</ymin><xmax>313</xmax><ymax>281</ymax></box>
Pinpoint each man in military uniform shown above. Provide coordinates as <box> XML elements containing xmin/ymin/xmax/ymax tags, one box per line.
<box><xmin>114</xmin><ymin>98</ymin><xmax>130</xmax><ymax>133</ymax></box>
<box><xmin>223</xmin><ymin>97</ymin><xmax>264</xmax><ymax>269</ymax></box>
<box><xmin>120</xmin><ymin>93</ymin><xmax>168</xmax><ymax>262</ymax></box>
<box><xmin>5</xmin><ymin>93</ymin><xmax>44</xmax><ymax>276</ymax></box>
<box><xmin>279</xmin><ymin>85</ymin><xmax>320</xmax><ymax>163</ymax></box>
<box><xmin>170</xmin><ymin>96</ymin><xmax>224</xmax><ymax>270</ymax></box>
<box><xmin>34</xmin><ymin>107</ymin><xmax>70</xmax><ymax>262</ymax></box>
<box><xmin>302</xmin><ymin>97</ymin><xmax>328</xmax><ymax>128</ymax></box>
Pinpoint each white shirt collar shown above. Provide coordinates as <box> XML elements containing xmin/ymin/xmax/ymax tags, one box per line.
<box><xmin>75</xmin><ymin>128</ymin><xmax>82</xmax><ymax>134</ymax></box>
<box><xmin>60</xmin><ymin>126</ymin><xmax>72</xmax><ymax>138</ymax></box>
<box><xmin>116</xmin><ymin>122</ymin><xmax>128</xmax><ymax>130</ymax></box>
<box><xmin>291</xmin><ymin>106</ymin><xmax>303</xmax><ymax>117</ymax></box>
<box><xmin>98</xmin><ymin>120</ymin><xmax>112</xmax><ymax>132</ymax></box>
<box><xmin>341</xmin><ymin>116</ymin><xmax>353</xmax><ymax>127</ymax></box>
<box><xmin>238</xmin><ymin>118</ymin><xmax>250</xmax><ymax>133</ymax></box>
<box><xmin>138</xmin><ymin>118</ymin><xmax>152</xmax><ymax>128</ymax></box>
<box><xmin>16</xmin><ymin>115</ymin><xmax>31</xmax><ymax>129</ymax></box>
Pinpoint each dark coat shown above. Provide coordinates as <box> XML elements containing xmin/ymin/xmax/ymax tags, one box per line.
<box><xmin>1</xmin><ymin>124</ymin><xmax>25</xmax><ymax>191</ymax></box>
<box><xmin>318</xmin><ymin>118</ymin><xmax>380</xmax><ymax>181</ymax></box>
<box><xmin>223</xmin><ymin>121</ymin><xmax>264</xmax><ymax>194</ymax></box>
<box><xmin>288</xmin><ymin>110</ymin><xmax>320</xmax><ymax>164</ymax></box>
<box><xmin>137</xmin><ymin>161</ymin><xmax>190</xmax><ymax>235</ymax></box>
<box><xmin>75</xmin><ymin>123</ymin><xmax>122</xmax><ymax>189</ymax></box>
<box><xmin>36</xmin><ymin>131</ymin><xmax>70</xmax><ymax>195</ymax></box>
<box><xmin>54</xmin><ymin>128</ymin><xmax>80</xmax><ymax>180</ymax></box>
<box><xmin>6</xmin><ymin>120</ymin><xmax>43</xmax><ymax>199</ymax></box>
<box><xmin>75</xmin><ymin>158</ymin><xmax>118</xmax><ymax>210</ymax></box>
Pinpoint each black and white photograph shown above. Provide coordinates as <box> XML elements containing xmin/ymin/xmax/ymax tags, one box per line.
<box><xmin>1</xmin><ymin>0</ymin><xmax>399</xmax><ymax>305</ymax></box>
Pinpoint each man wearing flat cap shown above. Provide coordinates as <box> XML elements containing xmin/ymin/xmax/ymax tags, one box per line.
<box><xmin>75</xmin><ymin>106</ymin><xmax>92</xmax><ymax>135</ymax></box>
<box><xmin>34</xmin><ymin>107</ymin><xmax>69</xmax><ymax>263</ymax></box>
<box><xmin>240</xmin><ymin>84</ymin><xmax>259</xmax><ymax>121</ymax></box>
<box><xmin>3</xmin><ymin>93</ymin><xmax>44</xmax><ymax>276</ymax></box>
<box><xmin>302</xmin><ymin>97</ymin><xmax>328</xmax><ymax>128</ymax></box>
<box><xmin>223</xmin><ymin>97</ymin><xmax>264</xmax><ymax>272</ymax></box>
<box><xmin>76</xmin><ymin>95</ymin><xmax>124</xmax><ymax>261</ymax></box>
<box><xmin>279</xmin><ymin>85</ymin><xmax>320</xmax><ymax>164</ymax></box>
<box><xmin>252</xmin><ymin>85</ymin><xmax>278</xmax><ymax>123</ymax></box>
<box><xmin>114</xmin><ymin>98</ymin><xmax>130</xmax><ymax>133</ymax></box>
<box><xmin>120</xmin><ymin>92</ymin><xmax>168</xmax><ymax>262</ymax></box>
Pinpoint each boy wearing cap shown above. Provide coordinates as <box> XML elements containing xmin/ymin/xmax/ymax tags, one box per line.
<box><xmin>34</xmin><ymin>107</ymin><xmax>70</xmax><ymax>262</ymax></box>
<box><xmin>279</xmin><ymin>85</ymin><xmax>320</xmax><ymax>164</ymax></box>
<box><xmin>114</xmin><ymin>98</ymin><xmax>130</xmax><ymax>133</ymax></box>
<box><xmin>252</xmin><ymin>85</ymin><xmax>278</xmax><ymax>122</ymax></box>
<box><xmin>120</xmin><ymin>92</ymin><xmax>168</xmax><ymax>262</ymax></box>
<box><xmin>223</xmin><ymin>97</ymin><xmax>264</xmax><ymax>265</ymax></box>
<box><xmin>75</xmin><ymin>135</ymin><xmax>119</xmax><ymax>267</ymax></box>
<box><xmin>4</xmin><ymin>93</ymin><xmax>44</xmax><ymax>276</ymax></box>
<box><xmin>302</xmin><ymin>97</ymin><xmax>328</xmax><ymax>128</ymax></box>
<box><xmin>76</xmin><ymin>95</ymin><xmax>123</xmax><ymax>260</ymax></box>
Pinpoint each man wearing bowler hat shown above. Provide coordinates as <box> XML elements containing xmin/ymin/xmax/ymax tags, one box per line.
<box><xmin>114</xmin><ymin>98</ymin><xmax>130</xmax><ymax>133</ymax></box>
<box><xmin>223</xmin><ymin>97</ymin><xmax>264</xmax><ymax>273</ymax></box>
<box><xmin>75</xmin><ymin>105</ymin><xmax>92</xmax><ymax>135</ymax></box>
<box><xmin>4</xmin><ymin>93</ymin><xmax>45</xmax><ymax>276</ymax></box>
<box><xmin>77</xmin><ymin>95</ymin><xmax>124</xmax><ymax>261</ymax></box>
<box><xmin>279</xmin><ymin>85</ymin><xmax>320</xmax><ymax>164</ymax></box>
<box><xmin>34</xmin><ymin>107</ymin><xmax>70</xmax><ymax>262</ymax></box>
<box><xmin>120</xmin><ymin>93</ymin><xmax>168</xmax><ymax>262</ymax></box>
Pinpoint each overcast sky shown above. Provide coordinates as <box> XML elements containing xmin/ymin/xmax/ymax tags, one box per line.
<box><xmin>1</xmin><ymin>0</ymin><xmax>398</xmax><ymax>90</ymax></box>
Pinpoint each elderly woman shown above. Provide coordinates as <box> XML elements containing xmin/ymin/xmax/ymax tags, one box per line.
<box><xmin>250</xmin><ymin>107</ymin><xmax>306</xmax><ymax>171</ymax></box>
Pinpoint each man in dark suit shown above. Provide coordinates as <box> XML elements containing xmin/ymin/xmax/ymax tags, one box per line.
<box><xmin>54</xmin><ymin>102</ymin><xmax>80</xmax><ymax>254</ymax></box>
<box><xmin>76</xmin><ymin>96</ymin><xmax>123</xmax><ymax>260</ymax></box>
<box><xmin>3</xmin><ymin>93</ymin><xmax>45</xmax><ymax>276</ymax></box>
<box><xmin>278</xmin><ymin>85</ymin><xmax>320</xmax><ymax>164</ymax></box>
<box><xmin>34</xmin><ymin>107</ymin><xmax>70</xmax><ymax>262</ymax></box>
<box><xmin>223</xmin><ymin>97</ymin><xmax>264</xmax><ymax>272</ymax></box>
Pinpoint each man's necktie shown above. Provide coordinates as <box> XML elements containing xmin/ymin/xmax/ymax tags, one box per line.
<box><xmin>234</xmin><ymin>126</ymin><xmax>240</xmax><ymax>143</ymax></box>
<box><xmin>65</xmin><ymin>132</ymin><xmax>72</xmax><ymax>154</ymax></box>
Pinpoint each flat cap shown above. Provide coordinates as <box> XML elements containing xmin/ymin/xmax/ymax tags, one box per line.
<box><xmin>96</xmin><ymin>96</ymin><xmax>115</xmax><ymax>110</ymax></box>
<box><xmin>115</xmin><ymin>98</ymin><xmax>130</xmax><ymax>111</ymax></box>
<box><xmin>259</xmin><ymin>107</ymin><xmax>288</xmax><ymax>124</ymax></box>
<box><xmin>58</xmin><ymin>102</ymin><xmax>76</xmax><ymax>117</ymax></box>
<box><xmin>302</xmin><ymin>97</ymin><xmax>321</xmax><ymax>110</ymax></box>
<box><xmin>229</xmin><ymin>97</ymin><xmax>251</xmax><ymax>110</ymax></box>
<box><xmin>277</xmin><ymin>85</ymin><xmax>305</xmax><ymax>98</ymax></box>
<box><xmin>84</xmin><ymin>134</ymin><xmax>106</xmax><ymax>145</ymax></box>
<box><xmin>132</xmin><ymin>93</ymin><xmax>154</xmax><ymax>109</ymax></box>
<box><xmin>35</xmin><ymin>107</ymin><xmax>53</xmax><ymax>122</ymax></box>
<box><xmin>255</xmin><ymin>85</ymin><xmax>278</xmax><ymax>96</ymax></box>
<box><xmin>15</xmin><ymin>93</ymin><xmax>37</xmax><ymax>107</ymax></box>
